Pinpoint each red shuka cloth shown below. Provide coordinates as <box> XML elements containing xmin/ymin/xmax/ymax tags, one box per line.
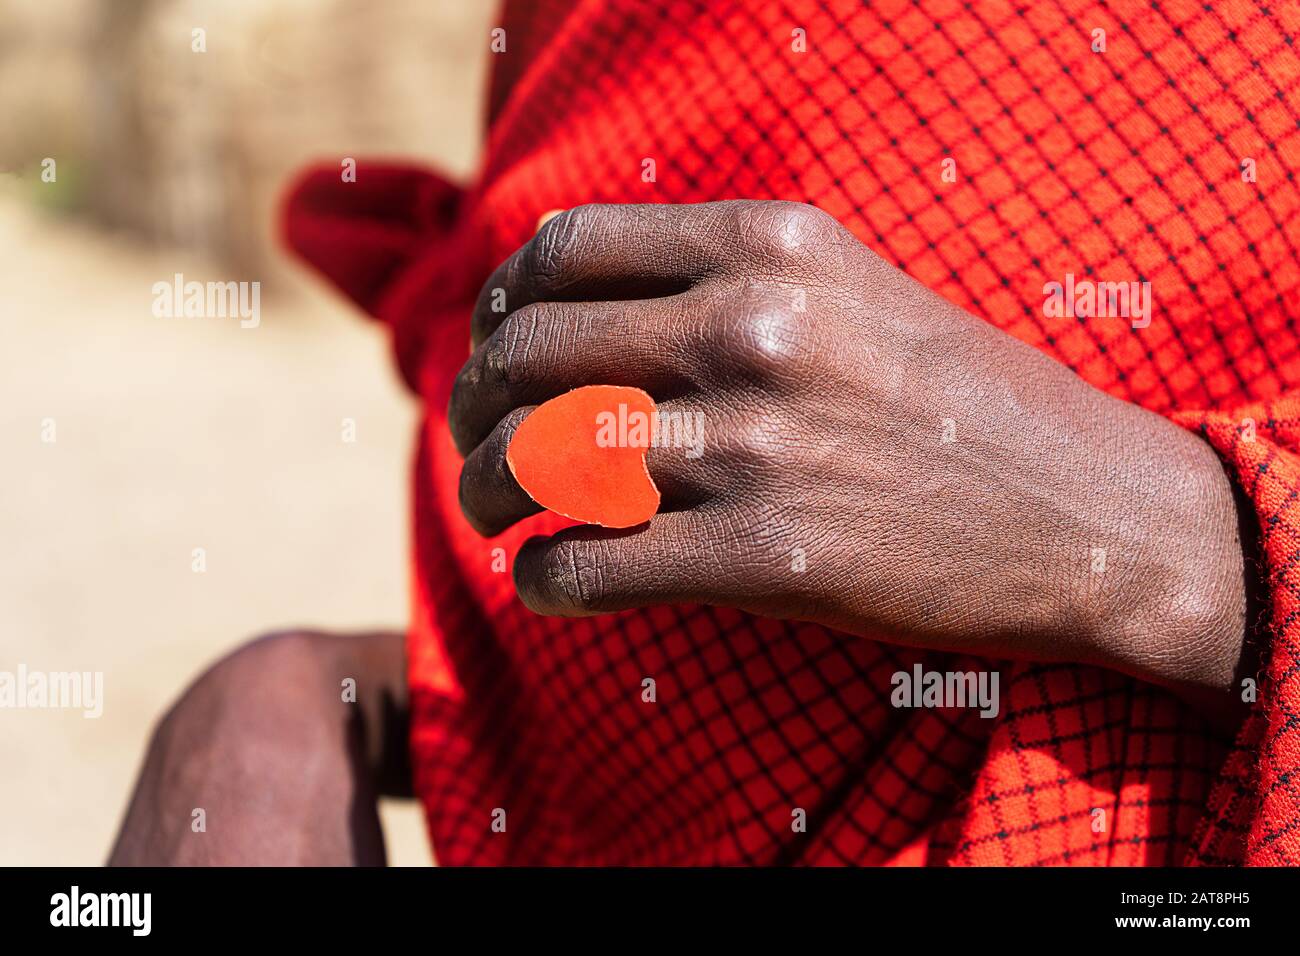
<box><xmin>283</xmin><ymin>0</ymin><xmax>1300</xmax><ymax>865</ymax></box>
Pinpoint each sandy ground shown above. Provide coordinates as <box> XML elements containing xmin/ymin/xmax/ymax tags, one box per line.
<box><xmin>0</xmin><ymin>0</ymin><xmax>496</xmax><ymax>869</ymax></box>
<box><xmin>0</xmin><ymin>198</ymin><xmax>434</xmax><ymax>865</ymax></box>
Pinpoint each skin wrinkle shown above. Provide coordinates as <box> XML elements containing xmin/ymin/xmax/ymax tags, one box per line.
<box><xmin>451</xmin><ymin>200</ymin><xmax>1250</xmax><ymax>707</ymax></box>
<box><xmin>506</xmin><ymin>301</ymin><xmax>544</xmax><ymax>380</ymax></box>
<box><xmin>455</xmin><ymin>292</ymin><xmax>718</xmax><ymax>455</ymax></box>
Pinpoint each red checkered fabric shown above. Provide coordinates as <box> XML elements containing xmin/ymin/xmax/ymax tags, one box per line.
<box><xmin>283</xmin><ymin>0</ymin><xmax>1300</xmax><ymax>864</ymax></box>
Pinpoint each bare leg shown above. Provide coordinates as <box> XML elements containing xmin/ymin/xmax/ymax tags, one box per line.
<box><xmin>108</xmin><ymin>630</ymin><xmax>410</xmax><ymax>866</ymax></box>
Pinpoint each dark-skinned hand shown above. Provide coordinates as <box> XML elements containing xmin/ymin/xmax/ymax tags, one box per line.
<box><xmin>449</xmin><ymin>200</ymin><xmax>1249</xmax><ymax>700</ymax></box>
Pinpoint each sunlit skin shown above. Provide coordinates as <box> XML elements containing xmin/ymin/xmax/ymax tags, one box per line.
<box><xmin>109</xmin><ymin>631</ymin><xmax>408</xmax><ymax>866</ymax></box>
<box><xmin>451</xmin><ymin>201</ymin><xmax>1251</xmax><ymax>701</ymax></box>
<box><xmin>111</xmin><ymin>200</ymin><xmax>1253</xmax><ymax>865</ymax></box>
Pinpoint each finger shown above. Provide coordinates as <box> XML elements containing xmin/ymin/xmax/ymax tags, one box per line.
<box><xmin>449</xmin><ymin>290</ymin><xmax>709</xmax><ymax>457</ymax></box>
<box><xmin>458</xmin><ymin>406</ymin><xmax>542</xmax><ymax>537</ymax></box>
<box><xmin>459</xmin><ymin>399</ymin><xmax>713</xmax><ymax>538</ymax></box>
<box><xmin>470</xmin><ymin>202</ymin><xmax>741</xmax><ymax>347</ymax></box>
<box><xmin>513</xmin><ymin>512</ymin><xmax>728</xmax><ymax>616</ymax></box>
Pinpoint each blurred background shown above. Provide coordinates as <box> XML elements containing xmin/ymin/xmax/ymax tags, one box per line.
<box><xmin>0</xmin><ymin>0</ymin><xmax>496</xmax><ymax>865</ymax></box>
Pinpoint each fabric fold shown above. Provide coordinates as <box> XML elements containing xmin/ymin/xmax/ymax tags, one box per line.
<box><xmin>1172</xmin><ymin>398</ymin><xmax>1300</xmax><ymax>865</ymax></box>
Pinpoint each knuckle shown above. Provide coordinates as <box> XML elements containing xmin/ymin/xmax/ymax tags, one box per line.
<box><xmin>732</xmin><ymin>200</ymin><xmax>840</xmax><ymax>260</ymax></box>
<box><xmin>449</xmin><ymin>360</ymin><xmax>480</xmax><ymax>418</ymax></box>
<box><xmin>478</xmin><ymin>312</ymin><xmax>540</xmax><ymax>391</ymax></box>
<box><xmin>712</xmin><ymin>287</ymin><xmax>814</xmax><ymax>381</ymax></box>
<box><xmin>525</xmin><ymin>205</ymin><xmax>597</xmax><ymax>286</ymax></box>
<box><xmin>499</xmin><ymin>304</ymin><xmax>550</xmax><ymax>381</ymax></box>
<box><xmin>538</xmin><ymin>539</ymin><xmax>608</xmax><ymax>610</ymax></box>
<box><xmin>730</xmin><ymin>413</ymin><xmax>795</xmax><ymax>477</ymax></box>
<box><xmin>476</xmin><ymin>334</ymin><xmax>514</xmax><ymax>390</ymax></box>
<box><xmin>448</xmin><ymin>359</ymin><xmax>490</xmax><ymax>454</ymax></box>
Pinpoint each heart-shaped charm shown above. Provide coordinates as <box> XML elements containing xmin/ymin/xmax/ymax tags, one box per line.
<box><xmin>506</xmin><ymin>385</ymin><xmax>661</xmax><ymax>528</ymax></box>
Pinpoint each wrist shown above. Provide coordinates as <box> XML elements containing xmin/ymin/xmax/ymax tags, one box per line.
<box><xmin>1082</xmin><ymin>426</ymin><xmax>1250</xmax><ymax>697</ymax></box>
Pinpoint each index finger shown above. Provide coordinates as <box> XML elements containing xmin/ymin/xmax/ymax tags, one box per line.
<box><xmin>470</xmin><ymin>201</ymin><xmax>740</xmax><ymax>347</ymax></box>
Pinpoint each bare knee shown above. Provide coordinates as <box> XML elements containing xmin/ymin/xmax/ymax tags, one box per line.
<box><xmin>110</xmin><ymin>629</ymin><xmax>406</xmax><ymax>866</ymax></box>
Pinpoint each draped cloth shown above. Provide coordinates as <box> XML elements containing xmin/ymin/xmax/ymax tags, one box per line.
<box><xmin>284</xmin><ymin>0</ymin><xmax>1300</xmax><ymax>865</ymax></box>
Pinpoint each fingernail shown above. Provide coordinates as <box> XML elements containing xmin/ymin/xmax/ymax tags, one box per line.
<box><xmin>536</xmin><ymin>209</ymin><xmax>564</xmax><ymax>232</ymax></box>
